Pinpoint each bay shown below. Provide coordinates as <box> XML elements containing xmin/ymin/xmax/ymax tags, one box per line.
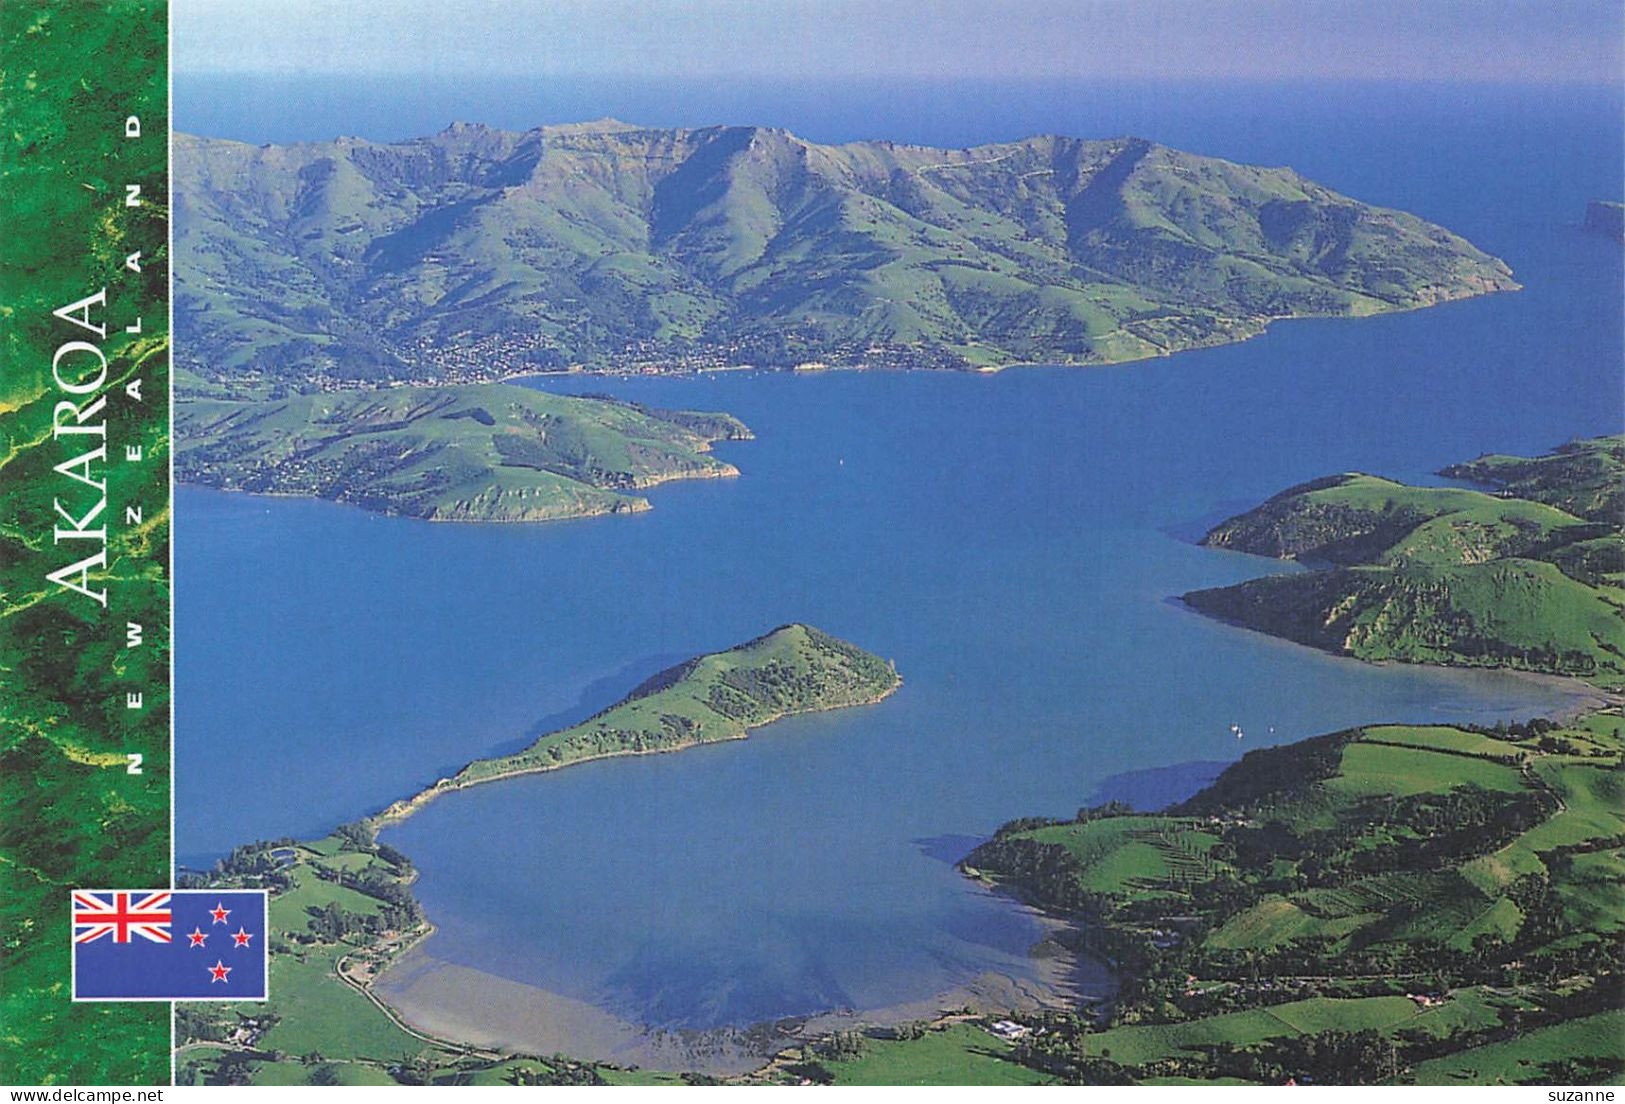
<box><xmin>176</xmin><ymin>78</ymin><xmax>1622</xmax><ymax>1039</ymax></box>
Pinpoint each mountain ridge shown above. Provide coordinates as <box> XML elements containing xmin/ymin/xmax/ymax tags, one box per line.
<box><xmin>175</xmin><ymin>120</ymin><xmax>1516</xmax><ymax>384</ymax></box>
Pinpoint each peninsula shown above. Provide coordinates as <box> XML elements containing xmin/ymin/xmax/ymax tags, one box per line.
<box><xmin>373</xmin><ymin>622</ymin><xmax>900</xmax><ymax>825</ymax></box>
<box><xmin>174</xmin><ymin>122</ymin><xmax>1516</xmax><ymax>383</ymax></box>
<box><xmin>1183</xmin><ymin>436</ymin><xmax>1625</xmax><ymax>685</ymax></box>
<box><xmin>175</xmin><ymin>382</ymin><xmax>752</xmax><ymax>522</ymax></box>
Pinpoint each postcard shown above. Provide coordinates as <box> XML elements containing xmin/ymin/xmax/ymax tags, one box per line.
<box><xmin>3</xmin><ymin>0</ymin><xmax>1621</xmax><ymax>1091</ymax></box>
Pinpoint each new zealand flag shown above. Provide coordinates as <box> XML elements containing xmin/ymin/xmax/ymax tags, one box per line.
<box><xmin>71</xmin><ymin>889</ymin><xmax>269</xmax><ymax>1000</ymax></box>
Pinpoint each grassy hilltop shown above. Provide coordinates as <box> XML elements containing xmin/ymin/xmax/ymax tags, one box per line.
<box><xmin>176</xmin><ymin>383</ymin><xmax>751</xmax><ymax>522</ymax></box>
<box><xmin>1184</xmin><ymin>437</ymin><xmax>1625</xmax><ymax>684</ymax></box>
<box><xmin>963</xmin><ymin>712</ymin><xmax>1625</xmax><ymax>1085</ymax></box>
<box><xmin>379</xmin><ymin>623</ymin><xmax>900</xmax><ymax>817</ymax></box>
<box><xmin>174</xmin><ymin>122</ymin><xmax>1515</xmax><ymax>381</ymax></box>
<box><xmin>448</xmin><ymin>622</ymin><xmax>899</xmax><ymax>785</ymax></box>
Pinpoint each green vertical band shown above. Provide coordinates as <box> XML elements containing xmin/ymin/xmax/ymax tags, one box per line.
<box><xmin>0</xmin><ymin>0</ymin><xmax>171</xmax><ymax>1086</ymax></box>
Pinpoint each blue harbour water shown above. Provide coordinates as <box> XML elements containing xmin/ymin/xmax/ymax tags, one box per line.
<box><xmin>176</xmin><ymin>78</ymin><xmax>1622</xmax><ymax>1030</ymax></box>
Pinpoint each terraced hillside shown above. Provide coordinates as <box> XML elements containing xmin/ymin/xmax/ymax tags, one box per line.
<box><xmin>963</xmin><ymin>713</ymin><xmax>1625</xmax><ymax>1084</ymax></box>
<box><xmin>1185</xmin><ymin>437</ymin><xmax>1625</xmax><ymax>683</ymax></box>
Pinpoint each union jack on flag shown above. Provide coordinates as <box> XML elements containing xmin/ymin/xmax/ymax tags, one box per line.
<box><xmin>72</xmin><ymin>890</ymin><xmax>173</xmax><ymax>945</ymax></box>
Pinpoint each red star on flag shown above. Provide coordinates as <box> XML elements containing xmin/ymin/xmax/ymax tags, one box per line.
<box><xmin>231</xmin><ymin>927</ymin><xmax>253</xmax><ymax>948</ymax></box>
<box><xmin>208</xmin><ymin>960</ymin><xmax>231</xmax><ymax>984</ymax></box>
<box><xmin>209</xmin><ymin>902</ymin><xmax>230</xmax><ymax>925</ymax></box>
<box><xmin>186</xmin><ymin>928</ymin><xmax>207</xmax><ymax>948</ymax></box>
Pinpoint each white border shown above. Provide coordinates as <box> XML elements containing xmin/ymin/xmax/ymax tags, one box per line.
<box><xmin>69</xmin><ymin>888</ymin><xmax>269</xmax><ymax>1003</ymax></box>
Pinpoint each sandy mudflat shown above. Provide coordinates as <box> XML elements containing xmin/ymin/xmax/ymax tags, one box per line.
<box><xmin>373</xmin><ymin>899</ymin><xmax>1108</xmax><ymax>1076</ymax></box>
<box><xmin>1494</xmin><ymin>672</ymin><xmax>1617</xmax><ymax>722</ymax></box>
<box><xmin>802</xmin><ymin>906</ymin><xmax>1108</xmax><ymax>1037</ymax></box>
<box><xmin>1375</xmin><ymin>666</ymin><xmax>1617</xmax><ymax>724</ymax></box>
<box><xmin>374</xmin><ymin>946</ymin><xmax>791</xmax><ymax>1075</ymax></box>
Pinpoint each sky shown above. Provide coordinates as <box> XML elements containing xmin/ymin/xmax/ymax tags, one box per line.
<box><xmin>175</xmin><ymin>0</ymin><xmax>1623</xmax><ymax>85</ymax></box>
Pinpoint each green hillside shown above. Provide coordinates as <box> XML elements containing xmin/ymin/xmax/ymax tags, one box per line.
<box><xmin>754</xmin><ymin>1022</ymin><xmax>1051</xmax><ymax>1086</ymax></box>
<box><xmin>377</xmin><ymin>623</ymin><xmax>900</xmax><ymax>818</ymax></box>
<box><xmin>175</xmin><ymin>383</ymin><xmax>751</xmax><ymax>521</ymax></box>
<box><xmin>462</xmin><ymin>622</ymin><xmax>900</xmax><ymax>780</ymax></box>
<box><xmin>961</xmin><ymin>712</ymin><xmax>1625</xmax><ymax>1085</ymax></box>
<box><xmin>1441</xmin><ymin>436</ymin><xmax>1624</xmax><ymax>524</ymax></box>
<box><xmin>174</xmin><ymin>122</ymin><xmax>1515</xmax><ymax>381</ymax></box>
<box><xmin>1185</xmin><ymin>438</ymin><xmax>1625</xmax><ymax>684</ymax></box>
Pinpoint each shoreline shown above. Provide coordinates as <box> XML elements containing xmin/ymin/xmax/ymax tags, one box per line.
<box><xmin>366</xmin><ymin>681</ymin><xmax>901</xmax><ymax>832</ymax></box>
<box><xmin>368</xmin><ymin>887</ymin><xmax>1106</xmax><ymax>1078</ymax></box>
<box><xmin>1175</xmin><ymin>592</ymin><xmax>1623</xmax><ymax>712</ymax></box>
<box><xmin>502</xmin><ymin>280</ymin><xmax>1518</xmax><ymax>382</ymax></box>
<box><xmin>186</xmin><ymin>683</ymin><xmax>1615</xmax><ymax>1078</ymax></box>
<box><xmin>172</xmin><ymin>456</ymin><xmax>741</xmax><ymax>527</ymax></box>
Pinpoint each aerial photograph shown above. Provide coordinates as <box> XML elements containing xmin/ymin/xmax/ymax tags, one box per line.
<box><xmin>49</xmin><ymin>0</ymin><xmax>1625</xmax><ymax>1088</ymax></box>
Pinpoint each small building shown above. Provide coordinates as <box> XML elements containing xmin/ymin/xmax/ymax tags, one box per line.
<box><xmin>987</xmin><ymin>1019</ymin><xmax>1031</xmax><ymax>1041</ymax></box>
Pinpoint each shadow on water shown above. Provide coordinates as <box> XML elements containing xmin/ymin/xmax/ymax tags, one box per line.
<box><xmin>912</xmin><ymin>834</ymin><xmax>990</xmax><ymax>865</ymax></box>
<box><xmin>518</xmin><ymin>652</ymin><xmax>692</xmax><ymax>744</ymax></box>
<box><xmin>1159</xmin><ymin>498</ymin><xmax>1274</xmax><ymax>545</ymax></box>
<box><xmin>181</xmin><ymin>651</ymin><xmax>686</xmax><ymax>871</ymax></box>
<box><xmin>913</xmin><ymin>764</ymin><xmax>1231</xmax><ymax>873</ymax></box>
<box><xmin>430</xmin><ymin>651</ymin><xmax>694</xmax><ymax>774</ymax></box>
<box><xmin>1084</xmin><ymin>759</ymin><xmax>1233</xmax><ymax>811</ymax></box>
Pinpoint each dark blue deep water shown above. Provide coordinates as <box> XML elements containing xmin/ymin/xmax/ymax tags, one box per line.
<box><xmin>176</xmin><ymin>78</ymin><xmax>1622</xmax><ymax>1030</ymax></box>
